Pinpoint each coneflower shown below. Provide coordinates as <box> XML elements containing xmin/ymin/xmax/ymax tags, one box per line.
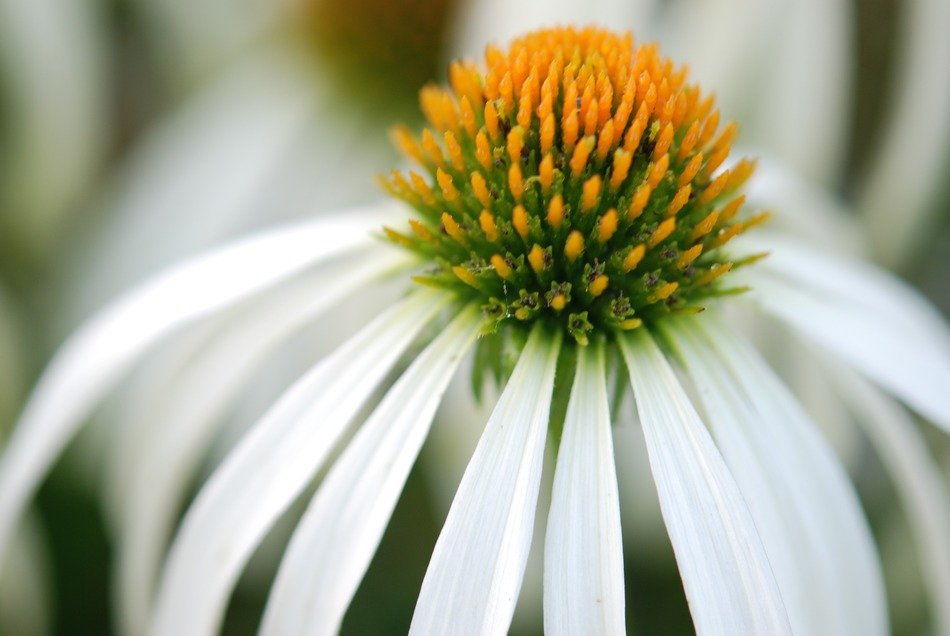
<box><xmin>0</xmin><ymin>25</ymin><xmax>948</xmax><ymax>636</ymax></box>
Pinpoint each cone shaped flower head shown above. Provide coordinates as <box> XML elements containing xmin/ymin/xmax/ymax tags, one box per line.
<box><xmin>0</xmin><ymin>23</ymin><xmax>949</xmax><ymax>636</ymax></box>
<box><xmin>382</xmin><ymin>26</ymin><xmax>761</xmax><ymax>345</ymax></box>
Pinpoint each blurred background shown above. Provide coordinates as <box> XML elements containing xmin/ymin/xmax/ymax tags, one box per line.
<box><xmin>1</xmin><ymin>0</ymin><xmax>948</xmax><ymax>633</ymax></box>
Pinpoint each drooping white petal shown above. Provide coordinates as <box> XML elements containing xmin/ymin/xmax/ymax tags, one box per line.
<box><xmin>108</xmin><ymin>245</ymin><xmax>405</xmax><ymax>520</ymax></box>
<box><xmin>0</xmin><ymin>210</ymin><xmax>392</xmax><ymax>566</ymax></box>
<box><xmin>736</xmin><ymin>232</ymin><xmax>949</xmax><ymax>341</ymax></box>
<box><xmin>410</xmin><ymin>327</ymin><xmax>561</xmax><ymax>636</ymax></box>
<box><xmin>148</xmin><ymin>289</ymin><xmax>449</xmax><ymax>636</ymax></box>
<box><xmin>667</xmin><ymin>317</ymin><xmax>888</xmax><ymax>635</ymax></box>
<box><xmin>667</xmin><ymin>323</ymin><xmax>827</xmax><ymax>635</ymax></box>
<box><xmin>261</xmin><ymin>305</ymin><xmax>483</xmax><ymax>635</ymax></box>
<box><xmin>104</xmin><ymin>318</ymin><xmax>221</xmax><ymax>529</ymax></box>
<box><xmin>113</xmin><ymin>247</ymin><xmax>408</xmax><ymax>636</ymax></box>
<box><xmin>831</xmin><ymin>366</ymin><xmax>950</xmax><ymax>635</ymax></box>
<box><xmin>857</xmin><ymin>0</ymin><xmax>950</xmax><ymax>265</ymax></box>
<box><xmin>700</xmin><ymin>318</ymin><xmax>890</xmax><ymax>632</ymax></box>
<box><xmin>543</xmin><ymin>343</ymin><xmax>625</xmax><ymax>636</ymax></box>
<box><xmin>733</xmin><ymin>244</ymin><xmax>950</xmax><ymax>431</ymax></box>
<box><xmin>619</xmin><ymin>329</ymin><xmax>791</xmax><ymax>636</ymax></box>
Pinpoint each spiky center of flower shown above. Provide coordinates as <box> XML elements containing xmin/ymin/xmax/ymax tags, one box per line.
<box><xmin>382</xmin><ymin>26</ymin><xmax>766</xmax><ymax>345</ymax></box>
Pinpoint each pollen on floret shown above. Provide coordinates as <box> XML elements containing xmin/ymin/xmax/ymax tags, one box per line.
<box><xmin>539</xmin><ymin>154</ymin><xmax>555</xmax><ymax>192</ymax></box>
<box><xmin>565</xmin><ymin>231</ymin><xmax>585</xmax><ymax>262</ymax></box>
<box><xmin>597</xmin><ymin>209</ymin><xmax>619</xmax><ymax>243</ymax></box>
<box><xmin>441</xmin><ymin>212</ymin><xmax>465</xmax><ymax>243</ymax></box>
<box><xmin>547</xmin><ymin>195</ymin><xmax>565</xmax><ymax>229</ymax></box>
<box><xmin>623</xmin><ymin>244</ymin><xmax>646</xmax><ymax>272</ymax></box>
<box><xmin>479</xmin><ymin>210</ymin><xmax>499</xmax><ymax>241</ymax></box>
<box><xmin>570</xmin><ymin>137</ymin><xmax>595</xmax><ymax>177</ymax></box>
<box><xmin>381</xmin><ymin>25</ymin><xmax>765</xmax><ymax>344</ymax></box>
<box><xmin>509</xmin><ymin>164</ymin><xmax>525</xmax><ymax>201</ymax></box>
<box><xmin>436</xmin><ymin>168</ymin><xmax>458</xmax><ymax>201</ymax></box>
<box><xmin>589</xmin><ymin>275</ymin><xmax>609</xmax><ymax>297</ymax></box>
<box><xmin>491</xmin><ymin>254</ymin><xmax>513</xmax><ymax>279</ymax></box>
<box><xmin>609</xmin><ymin>150</ymin><xmax>632</xmax><ymax>190</ymax></box>
<box><xmin>528</xmin><ymin>244</ymin><xmax>547</xmax><ymax>273</ymax></box>
<box><xmin>667</xmin><ymin>185</ymin><xmax>691</xmax><ymax>217</ymax></box>
<box><xmin>471</xmin><ymin>172</ymin><xmax>492</xmax><ymax>207</ymax></box>
<box><xmin>581</xmin><ymin>176</ymin><xmax>602</xmax><ymax>212</ymax></box>
<box><xmin>512</xmin><ymin>204</ymin><xmax>530</xmax><ymax>239</ymax></box>
<box><xmin>649</xmin><ymin>217</ymin><xmax>676</xmax><ymax>247</ymax></box>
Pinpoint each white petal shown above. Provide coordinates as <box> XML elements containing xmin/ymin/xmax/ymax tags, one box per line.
<box><xmin>104</xmin><ymin>319</ymin><xmax>220</xmax><ymax>528</ymax></box>
<box><xmin>148</xmin><ymin>289</ymin><xmax>449</xmax><ymax>636</ymax></box>
<box><xmin>543</xmin><ymin>344</ymin><xmax>625</xmax><ymax>636</ymax></box>
<box><xmin>736</xmin><ymin>232</ymin><xmax>949</xmax><ymax>340</ymax></box>
<box><xmin>734</xmin><ymin>246</ymin><xmax>950</xmax><ymax>431</ymax></box>
<box><xmin>619</xmin><ymin>329</ymin><xmax>791</xmax><ymax>636</ymax></box>
<box><xmin>857</xmin><ymin>0</ymin><xmax>950</xmax><ymax>265</ymax></box>
<box><xmin>108</xmin><ymin>245</ymin><xmax>405</xmax><ymax>520</ymax></box>
<box><xmin>832</xmin><ymin>367</ymin><xmax>950</xmax><ymax>635</ymax></box>
<box><xmin>113</xmin><ymin>248</ymin><xmax>407</xmax><ymax>636</ymax></box>
<box><xmin>410</xmin><ymin>327</ymin><xmax>561</xmax><ymax>636</ymax></box>
<box><xmin>667</xmin><ymin>317</ymin><xmax>888</xmax><ymax>635</ymax></box>
<box><xmin>261</xmin><ymin>305</ymin><xmax>483</xmax><ymax>635</ymax></box>
<box><xmin>0</xmin><ymin>211</ymin><xmax>391</xmax><ymax>565</ymax></box>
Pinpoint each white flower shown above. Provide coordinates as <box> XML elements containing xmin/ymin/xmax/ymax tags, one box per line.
<box><xmin>1</xmin><ymin>25</ymin><xmax>949</xmax><ymax>636</ymax></box>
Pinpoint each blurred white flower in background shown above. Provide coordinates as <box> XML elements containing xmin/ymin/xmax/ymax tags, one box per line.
<box><xmin>0</xmin><ymin>290</ymin><xmax>24</xmax><ymax>441</ymax></box>
<box><xmin>0</xmin><ymin>0</ymin><xmax>109</xmax><ymax>264</ymax></box>
<box><xmin>0</xmin><ymin>514</ymin><xmax>49</xmax><ymax>636</ymax></box>
<box><xmin>855</xmin><ymin>0</ymin><xmax>950</xmax><ymax>266</ymax></box>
